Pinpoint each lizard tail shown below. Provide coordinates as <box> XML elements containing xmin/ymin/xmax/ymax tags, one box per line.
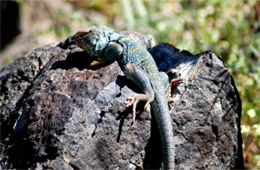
<box><xmin>152</xmin><ymin>95</ymin><xmax>175</xmax><ymax>169</ymax></box>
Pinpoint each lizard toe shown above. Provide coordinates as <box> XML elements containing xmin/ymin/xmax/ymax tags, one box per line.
<box><xmin>144</xmin><ymin>99</ymin><xmax>153</xmax><ymax>111</ymax></box>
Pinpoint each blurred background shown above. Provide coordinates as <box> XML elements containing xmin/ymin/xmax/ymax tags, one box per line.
<box><xmin>0</xmin><ymin>0</ymin><xmax>259</xmax><ymax>168</ymax></box>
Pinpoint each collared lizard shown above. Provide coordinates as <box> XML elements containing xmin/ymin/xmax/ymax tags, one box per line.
<box><xmin>74</xmin><ymin>26</ymin><xmax>175</xmax><ymax>169</ymax></box>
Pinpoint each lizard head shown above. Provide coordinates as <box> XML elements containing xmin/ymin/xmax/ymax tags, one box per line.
<box><xmin>74</xmin><ymin>27</ymin><xmax>113</xmax><ymax>57</ymax></box>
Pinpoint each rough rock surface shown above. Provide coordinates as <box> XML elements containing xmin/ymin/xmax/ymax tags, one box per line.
<box><xmin>0</xmin><ymin>31</ymin><xmax>244</xmax><ymax>169</ymax></box>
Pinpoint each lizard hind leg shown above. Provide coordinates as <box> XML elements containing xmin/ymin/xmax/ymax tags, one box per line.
<box><xmin>168</xmin><ymin>78</ymin><xmax>184</xmax><ymax>103</ymax></box>
<box><xmin>125</xmin><ymin>63</ymin><xmax>154</xmax><ymax>125</ymax></box>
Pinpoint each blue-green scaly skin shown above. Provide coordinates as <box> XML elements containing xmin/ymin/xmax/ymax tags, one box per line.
<box><xmin>74</xmin><ymin>27</ymin><xmax>175</xmax><ymax>169</ymax></box>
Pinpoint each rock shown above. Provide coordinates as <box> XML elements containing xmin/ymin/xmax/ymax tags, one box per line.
<box><xmin>0</xmin><ymin>31</ymin><xmax>244</xmax><ymax>169</ymax></box>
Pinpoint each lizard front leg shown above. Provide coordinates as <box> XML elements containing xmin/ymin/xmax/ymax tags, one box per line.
<box><xmin>90</xmin><ymin>42</ymin><xmax>123</xmax><ymax>67</ymax></box>
<box><xmin>124</xmin><ymin>63</ymin><xmax>154</xmax><ymax>124</ymax></box>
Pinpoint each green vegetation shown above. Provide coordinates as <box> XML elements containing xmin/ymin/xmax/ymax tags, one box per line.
<box><xmin>6</xmin><ymin>0</ymin><xmax>260</xmax><ymax>168</ymax></box>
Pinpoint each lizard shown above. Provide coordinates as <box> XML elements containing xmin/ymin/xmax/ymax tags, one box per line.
<box><xmin>73</xmin><ymin>26</ymin><xmax>175</xmax><ymax>169</ymax></box>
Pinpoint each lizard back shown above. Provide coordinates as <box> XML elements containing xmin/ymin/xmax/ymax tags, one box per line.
<box><xmin>118</xmin><ymin>37</ymin><xmax>175</xmax><ymax>169</ymax></box>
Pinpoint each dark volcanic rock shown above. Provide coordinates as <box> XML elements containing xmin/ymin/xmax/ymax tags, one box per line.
<box><xmin>0</xmin><ymin>31</ymin><xmax>244</xmax><ymax>169</ymax></box>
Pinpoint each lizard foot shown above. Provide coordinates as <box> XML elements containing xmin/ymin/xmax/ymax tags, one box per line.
<box><xmin>170</xmin><ymin>78</ymin><xmax>184</xmax><ymax>87</ymax></box>
<box><xmin>89</xmin><ymin>60</ymin><xmax>106</xmax><ymax>67</ymax></box>
<box><xmin>125</xmin><ymin>95</ymin><xmax>153</xmax><ymax>125</ymax></box>
<box><xmin>168</xmin><ymin>78</ymin><xmax>184</xmax><ymax>104</ymax></box>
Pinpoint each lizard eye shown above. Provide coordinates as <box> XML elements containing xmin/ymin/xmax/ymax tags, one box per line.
<box><xmin>75</xmin><ymin>32</ymin><xmax>85</xmax><ymax>40</ymax></box>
